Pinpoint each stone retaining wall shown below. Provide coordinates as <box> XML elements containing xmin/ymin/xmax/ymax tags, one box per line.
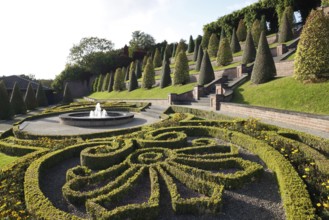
<box><xmin>275</xmin><ymin>61</ymin><xmax>294</xmax><ymax>77</ymax></box>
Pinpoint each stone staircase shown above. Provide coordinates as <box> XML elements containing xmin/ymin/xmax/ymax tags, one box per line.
<box><xmin>191</xmin><ymin>95</ymin><xmax>211</xmax><ymax>107</ymax></box>
<box><xmin>141</xmin><ymin>105</ymin><xmax>168</xmax><ymax>119</ymax></box>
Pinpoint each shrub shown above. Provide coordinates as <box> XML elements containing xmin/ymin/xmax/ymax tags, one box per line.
<box><xmin>142</xmin><ymin>56</ymin><xmax>148</xmax><ymax>70</ymax></box>
<box><xmin>62</xmin><ymin>83</ymin><xmax>73</xmax><ymax>104</ymax></box>
<box><xmin>122</xmin><ymin>66</ymin><xmax>128</xmax><ymax>81</ymax></box>
<box><xmin>171</xmin><ymin>43</ymin><xmax>176</xmax><ymax>58</ymax></box>
<box><xmin>251</xmin><ymin>19</ymin><xmax>261</xmax><ymax>47</ymax></box>
<box><xmin>230</xmin><ymin>28</ymin><xmax>241</xmax><ymax>53</ymax></box>
<box><xmin>236</xmin><ymin>19</ymin><xmax>247</xmax><ymax>42</ymax></box>
<box><xmin>160</xmin><ymin>59</ymin><xmax>172</xmax><ymax>88</ymax></box>
<box><xmin>129</xmin><ymin>61</ymin><xmax>136</xmax><ymax>80</ymax></box>
<box><xmin>174</xmin><ymin>40</ymin><xmax>187</xmax><ymax>59</ymax></box>
<box><xmin>279</xmin><ymin>11</ymin><xmax>293</xmax><ymax>43</ymax></box>
<box><xmin>36</xmin><ymin>83</ymin><xmax>48</xmax><ymax>107</ymax></box>
<box><xmin>153</xmin><ymin>48</ymin><xmax>162</xmax><ymax>68</ymax></box>
<box><xmin>322</xmin><ymin>0</ymin><xmax>329</xmax><ymax>6</ymax></box>
<box><xmin>96</xmin><ymin>74</ymin><xmax>103</xmax><ymax>92</ymax></box>
<box><xmin>241</xmin><ymin>30</ymin><xmax>256</xmax><ymax>64</ymax></box>
<box><xmin>128</xmin><ymin>70</ymin><xmax>138</xmax><ymax>92</ymax></box>
<box><xmin>10</xmin><ymin>82</ymin><xmax>26</xmax><ymax>115</ymax></box>
<box><xmin>142</xmin><ymin>58</ymin><xmax>155</xmax><ymax>89</ymax></box>
<box><xmin>173</xmin><ymin>51</ymin><xmax>189</xmax><ymax>85</ymax></box>
<box><xmin>107</xmin><ymin>72</ymin><xmax>115</xmax><ymax>92</ymax></box>
<box><xmin>187</xmin><ymin>35</ymin><xmax>194</xmax><ymax>53</ymax></box>
<box><xmin>251</xmin><ymin>31</ymin><xmax>276</xmax><ymax>84</ymax></box>
<box><xmin>92</xmin><ymin>76</ymin><xmax>98</xmax><ymax>92</ymax></box>
<box><xmin>135</xmin><ymin>60</ymin><xmax>142</xmax><ymax>79</ymax></box>
<box><xmin>201</xmin><ymin>29</ymin><xmax>211</xmax><ymax>49</ymax></box>
<box><xmin>24</xmin><ymin>82</ymin><xmax>38</xmax><ymax>110</ymax></box>
<box><xmin>193</xmin><ymin>35</ymin><xmax>202</xmax><ymax>61</ymax></box>
<box><xmin>113</xmin><ymin>68</ymin><xmax>125</xmax><ymax>91</ymax></box>
<box><xmin>198</xmin><ymin>50</ymin><xmax>214</xmax><ymax>85</ymax></box>
<box><xmin>260</xmin><ymin>15</ymin><xmax>267</xmax><ymax>33</ymax></box>
<box><xmin>294</xmin><ymin>10</ymin><xmax>329</xmax><ymax>82</ymax></box>
<box><xmin>195</xmin><ymin>45</ymin><xmax>204</xmax><ymax>71</ymax></box>
<box><xmin>0</xmin><ymin>81</ymin><xmax>13</xmax><ymax>120</ymax></box>
<box><xmin>102</xmin><ymin>72</ymin><xmax>110</xmax><ymax>92</ymax></box>
<box><xmin>208</xmin><ymin>33</ymin><xmax>219</xmax><ymax>57</ymax></box>
<box><xmin>217</xmin><ymin>37</ymin><xmax>233</xmax><ymax>66</ymax></box>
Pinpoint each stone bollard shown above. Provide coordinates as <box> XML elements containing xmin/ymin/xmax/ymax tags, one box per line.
<box><xmin>168</xmin><ymin>93</ymin><xmax>177</xmax><ymax>105</ymax></box>
<box><xmin>277</xmin><ymin>44</ymin><xmax>288</xmax><ymax>56</ymax></box>
<box><xmin>193</xmin><ymin>85</ymin><xmax>204</xmax><ymax>100</ymax></box>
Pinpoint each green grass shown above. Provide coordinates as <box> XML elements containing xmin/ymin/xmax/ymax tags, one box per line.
<box><xmin>233</xmin><ymin>51</ymin><xmax>243</xmax><ymax>57</ymax></box>
<box><xmin>0</xmin><ymin>152</ymin><xmax>18</xmax><ymax>169</ymax></box>
<box><xmin>286</xmin><ymin>52</ymin><xmax>296</xmax><ymax>61</ymax></box>
<box><xmin>232</xmin><ymin>77</ymin><xmax>329</xmax><ymax>115</ymax></box>
<box><xmin>214</xmin><ymin>62</ymin><xmax>241</xmax><ymax>71</ymax></box>
<box><xmin>89</xmin><ymin>82</ymin><xmax>197</xmax><ymax>100</ymax></box>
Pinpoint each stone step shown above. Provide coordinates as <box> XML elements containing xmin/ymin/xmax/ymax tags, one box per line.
<box><xmin>191</xmin><ymin>102</ymin><xmax>210</xmax><ymax>107</ymax></box>
<box><xmin>149</xmin><ymin>105</ymin><xmax>168</xmax><ymax>112</ymax></box>
<box><xmin>140</xmin><ymin>111</ymin><xmax>161</xmax><ymax>119</ymax></box>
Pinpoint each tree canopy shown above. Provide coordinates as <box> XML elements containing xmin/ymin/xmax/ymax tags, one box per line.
<box><xmin>129</xmin><ymin>31</ymin><xmax>156</xmax><ymax>54</ymax></box>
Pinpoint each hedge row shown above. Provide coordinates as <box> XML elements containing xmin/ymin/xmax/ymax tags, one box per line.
<box><xmin>0</xmin><ymin>140</ymin><xmax>42</xmax><ymax>156</ymax></box>
<box><xmin>128</xmin><ymin>148</ymin><xmax>171</xmax><ymax>166</ymax></box>
<box><xmin>165</xmin><ymin>106</ymin><xmax>233</xmax><ymax>120</ymax></box>
<box><xmin>137</xmin><ymin>130</ymin><xmax>187</xmax><ymax>149</ymax></box>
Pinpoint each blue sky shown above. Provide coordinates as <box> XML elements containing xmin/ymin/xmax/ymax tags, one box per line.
<box><xmin>0</xmin><ymin>0</ymin><xmax>258</xmax><ymax>79</ymax></box>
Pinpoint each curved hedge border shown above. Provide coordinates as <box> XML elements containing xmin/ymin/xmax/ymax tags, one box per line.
<box><xmin>0</xmin><ymin>140</ymin><xmax>42</xmax><ymax>156</ymax></box>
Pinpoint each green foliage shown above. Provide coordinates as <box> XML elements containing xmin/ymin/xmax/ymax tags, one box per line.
<box><xmin>193</xmin><ymin>35</ymin><xmax>202</xmax><ymax>61</ymax></box>
<box><xmin>142</xmin><ymin>56</ymin><xmax>148</xmax><ymax>70</ymax></box>
<box><xmin>175</xmin><ymin>40</ymin><xmax>187</xmax><ymax>59</ymax></box>
<box><xmin>187</xmin><ymin>35</ymin><xmax>195</xmax><ymax>53</ymax></box>
<box><xmin>279</xmin><ymin>11</ymin><xmax>293</xmax><ymax>43</ymax></box>
<box><xmin>252</xmin><ymin>19</ymin><xmax>262</xmax><ymax>47</ymax></box>
<box><xmin>251</xmin><ymin>31</ymin><xmax>276</xmax><ymax>84</ymax></box>
<box><xmin>322</xmin><ymin>0</ymin><xmax>329</xmax><ymax>6</ymax></box>
<box><xmin>171</xmin><ymin>43</ymin><xmax>176</xmax><ymax>58</ymax></box>
<box><xmin>260</xmin><ymin>15</ymin><xmax>267</xmax><ymax>33</ymax></box>
<box><xmin>128</xmin><ymin>70</ymin><xmax>138</xmax><ymax>92</ymax></box>
<box><xmin>129</xmin><ymin>31</ymin><xmax>156</xmax><ymax>54</ymax></box>
<box><xmin>113</xmin><ymin>68</ymin><xmax>126</xmax><ymax>91</ymax></box>
<box><xmin>230</xmin><ymin>28</ymin><xmax>241</xmax><ymax>53</ymax></box>
<box><xmin>62</xmin><ymin>83</ymin><xmax>73</xmax><ymax>104</ymax></box>
<box><xmin>36</xmin><ymin>83</ymin><xmax>48</xmax><ymax>107</ymax></box>
<box><xmin>208</xmin><ymin>33</ymin><xmax>219</xmax><ymax>57</ymax></box>
<box><xmin>122</xmin><ymin>66</ymin><xmax>128</xmax><ymax>81</ymax></box>
<box><xmin>92</xmin><ymin>76</ymin><xmax>98</xmax><ymax>92</ymax></box>
<box><xmin>294</xmin><ymin>10</ymin><xmax>329</xmax><ymax>82</ymax></box>
<box><xmin>129</xmin><ymin>61</ymin><xmax>136</xmax><ymax>81</ymax></box>
<box><xmin>160</xmin><ymin>59</ymin><xmax>172</xmax><ymax>88</ymax></box>
<box><xmin>24</xmin><ymin>82</ymin><xmax>38</xmax><ymax>110</ymax></box>
<box><xmin>108</xmin><ymin>72</ymin><xmax>114</xmax><ymax>92</ymax></box>
<box><xmin>102</xmin><ymin>73</ymin><xmax>110</xmax><ymax>92</ymax></box>
<box><xmin>10</xmin><ymin>82</ymin><xmax>26</xmax><ymax>115</ymax></box>
<box><xmin>195</xmin><ymin>45</ymin><xmax>204</xmax><ymax>71</ymax></box>
<box><xmin>153</xmin><ymin>48</ymin><xmax>162</xmax><ymax>68</ymax></box>
<box><xmin>198</xmin><ymin>50</ymin><xmax>215</xmax><ymax>85</ymax></box>
<box><xmin>236</xmin><ymin>19</ymin><xmax>247</xmax><ymax>42</ymax></box>
<box><xmin>217</xmin><ymin>38</ymin><xmax>233</xmax><ymax>66</ymax></box>
<box><xmin>142</xmin><ymin>58</ymin><xmax>155</xmax><ymax>89</ymax></box>
<box><xmin>173</xmin><ymin>52</ymin><xmax>190</xmax><ymax>85</ymax></box>
<box><xmin>135</xmin><ymin>60</ymin><xmax>142</xmax><ymax>79</ymax></box>
<box><xmin>97</xmin><ymin>74</ymin><xmax>103</xmax><ymax>92</ymax></box>
<box><xmin>201</xmin><ymin>29</ymin><xmax>211</xmax><ymax>49</ymax></box>
<box><xmin>241</xmin><ymin>30</ymin><xmax>256</xmax><ymax>64</ymax></box>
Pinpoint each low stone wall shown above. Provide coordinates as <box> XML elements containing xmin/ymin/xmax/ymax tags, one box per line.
<box><xmin>275</xmin><ymin>61</ymin><xmax>294</xmax><ymax>77</ymax></box>
<box><xmin>220</xmin><ymin>103</ymin><xmax>329</xmax><ymax>133</ymax></box>
<box><xmin>65</xmin><ymin>80</ymin><xmax>91</xmax><ymax>98</ymax></box>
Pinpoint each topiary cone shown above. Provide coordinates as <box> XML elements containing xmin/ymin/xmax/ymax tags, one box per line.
<box><xmin>198</xmin><ymin>50</ymin><xmax>215</xmax><ymax>85</ymax></box>
<box><xmin>160</xmin><ymin>59</ymin><xmax>172</xmax><ymax>88</ymax></box>
<box><xmin>10</xmin><ymin>82</ymin><xmax>27</xmax><ymax>115</ymax></box>
<box><xmin>0</xmin><ymin>81</ymin><xmax>13</xmax><ymax>119</ymax></box>
<box><xmin>242</xmin><ymin>30</ymin><xmax>256</xmax><ymax>64</ymax></box>
<box><xmin>24</xmin><ymin>82</ymin><xmax>38</xmax><ymax>110</ymax></box>
<box><xmin>230</xmin><ymin>28</ymin><xmax>241</xmax><ymax>53</ymax></box>
<box><xmin>195</xmin><ymin>45</ymin><xmax>204</xmax><ymax>71</ymax></box>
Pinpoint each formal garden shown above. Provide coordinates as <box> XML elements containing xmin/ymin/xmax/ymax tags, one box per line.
<box><xmin>0</xmin><ymin>0</ymin><xmax>329</xmax><ymax>219</ymax></box>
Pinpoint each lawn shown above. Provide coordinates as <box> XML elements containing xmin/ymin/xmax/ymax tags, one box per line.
<box><xmin>89</xmin><ymin>82</ymin><xmax>197</xmax><ymax>99</ymax></box>
<box><xmin>286</xmin><ymin>52</ymin><xmax>296</xmax><ymax>61</ymax></box>
<box><xmin>232</xmin><ymin>77</ymin><xmax>329</xmax><ymax>115</ymax></box>
<box><xmin>0</xmin><ymin>152</ymin><xmax>17</xmax><ymax>169</ymax></box>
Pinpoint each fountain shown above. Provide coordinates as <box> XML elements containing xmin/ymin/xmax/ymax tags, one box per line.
<box><xmin>59</xmin><ymin>103</ymin><xmax>134</xmax><ymax>127</ymax></box>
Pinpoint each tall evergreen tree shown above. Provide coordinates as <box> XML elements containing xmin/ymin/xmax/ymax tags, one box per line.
<box><xmin>251</xmin><ymin>31</ymin><xmax>276</xmax><ymax>84</ymax></box>
<box><xmin>135</xmin><ymin>60</ymin><xmax>142</xmax><ymax>79</ymax></box>
<box><xmin>173</xmin><ymin>51</ymin><xmax>189</xmax><ymax>85</ymax></box>
<box><xmin>102</xmin><ymin>73</ymin><xmax>110</xmax><ymax>92</ymax></box>
<box><xmin>171</xmin><ymin>43</ymin><xmax>176</xmax><ymax>58</ymax></box>
<box><xmin>187</xmin><ymin>35</ymin><xmax>195</xmax><ymax>53</ymax></box>
<box><xmin>113</xmin><ymin>68</ymin><xmax>125</xmax><ymax>91</ymax></box>
<box><xmin>0</xmin><ymin>81</ymin><xmax>13</xmax><ymax>119</ymax></box>
<box><xmin>260</xmin><ymin>15</ymin><xmax>267</xmax><ymax>33</ymax></box>
<box><xmin>279</xmin><ymin>11</ymin><xmax>294</xmax><ymax>43</ymax></box>
<box><xmin>242</xmin><ymin>30</ymin><xmax>256</xmax><ymax>64</ymax></box>
<box><xmin>160</xmin><ymin>58</ymin><xmax>172</xmax><ymax>88</ymax></box>
<box><xmin>107</xmin><ymin>72</ymin><xmax>115</xmax><ymax>92</ymax></box>
<box><xmin>24</xmin><ymin>82</ymin><xmax>38</xmax><ymax>110</ymax></box>
<box><xmin>142</xmin><ymin>56</ymin><xmax>148</xmax><ymax>70</ymax></box>
<box><xmin>236</xmin><ymin>19</ymin><xmax>247</xmax><ymax>42</ymax></box>
<box><xmin>217</xmin><ymin>29</ymin><xmax>226</xmax><ymax>58</ymax></box>
<box><xmin>97</xmin><ymin>74</ymin><xmax>104</xmax><ymax>92</ymax></box>
<box><xmin>125</xmin><ymin>65</ymin><xmax>130</xmax><ymax>81</ymax></box>
<box><xmin>175</xmin><ymin>41</ymin><xmax>187</xmax><ymax>59</ymax></box>
<box><xmin>10</xmin><ymin>82</ymin><xmax>26</xmax><ymax>115</ymax></box>
<box><xmin>129</xmin><ymin>61</ymin><xmax>136</xmax><ymax>80</ymax></box>
<box><xmin>193</xmin><ymin>35</ymin><xmax>202</xmax><ymax>61</ymax></box>
<box><xmin>62</xmin><ymin>83</ymin><xmax>73</xmax><ymax>104</ymax></box>
<box><xmin>142</xmin><ymin>58</ymin><xmax>155</xmax><ymax>89</ymax></box>
<box><xmin>230</xmin><ymin>28</ymin><xmax>241</xmax><ymax>53</ymax></box>
<box><xmin>208</xmin><ymin>33</ymin><xmax>219</xmax><ymax>57</ymax></box>
<box><xmin>198</xmin><ymin>50</ymin><xmax>215</xmax><ymax>85</ymax></box>
<box><xmin>153</xmin><ymin>48</ymin><xmax>162</xmax><ymax>68</ymax></box>
<box><xmin>217</xmin><ymin>37</ymin><xmax>233</xmax><ymax>66</ymax></box>
<box><xmin>195</xmin><ymin>45</ymin><xmax>204</xmax><ymax>71</ymax></box>
<box><xmin>92</xmin><ymin>76</ymin><xmax>98</xmax><ymax>92</ymax></box>
<box><xmin>128</xmin><ymin>70</ymin><xmax>138</xmax><ymax>92</ymax></box>
<box><xmin>164</xmin><ymin>44</ymin><xmax>172</xmax><ymax>61</ymax></box>
<box><xmin>201</xmin><ymin>29</ymin><xmax>211</xmax><ymax>49</ymax></box>
<box><xmin>252</xmin><ymin>19</ymin><xmax>262</xmax><ymax>47</ymax></box>
<box><xmin>36</xmin><ymin>83</ymin><xmax>48</xmax><ymax>107</ymax></box>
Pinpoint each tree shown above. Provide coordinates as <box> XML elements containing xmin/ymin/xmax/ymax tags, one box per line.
<box><xmin>279</xmin><ymin>10</ymin><xmax>294</xmax><ymax>43</ymax></box>
<box><xmin>208</xmin><ymin>33</ymin><xmax>219</xmax><ymax>57</ymax></box>
<box><xmin>261</xmin><ymin>15</ymin><xmax>267</xmax><ymax>33</ymax></box>
<box><xmin>160</xmin><ymin>58</ymin><xmax>172</xmax><ymax>88</ymax></box>
<box><xmin>142</xmin><ymin>58</ymin><xmax>155</xmax><ymax>89</ymax></box>
<box><xmin>102</xmin><ymin>73</ymin><xmax>110</xmax><ymax>92</ymax></box>
<box><xmin>230</xmin><ymin>28</ymin><xmax>241</xmax><ymax>53</ymax></box>
<box><xmin>171</xmin><ymin>43</ymin><xmax>176</xmax><ymax>58</ymax></box>
<box><xmin>24</xmin><ymin>82</ymin><xmax>38</xmax><ymax>110</ymax></box>
<box><xmin>251</xmin><ymin>31</ymin><xmax>276</xmax><ymax>84</ymax></box>
<box><xmin>252</xmin><ymin>19</ymin><xmax>262</xmax><ymax>47</ymax></box>
<box><xmin>142</xmin><ymin>56</ymin><xmax>148</xmax><ymax>70</ymax></box>
<box><xmin>193</xmin><ymin>35</ymin><xmax>202</xmax><ymax>61</ymax></box>
<box><xmin>135</xmin><ymin>60</ymin><xmax>142</xmax><ymax>79</ymax></box>
<box><xmin>128</xmin><ymin>70</ymin><xmax>138</xmax><ymax>92</ymax></box>
<box><xmin>217</xmin><ymin>37</ymin><xmax>233</xmax><ymax>66</ymax></box>
<box><xmin>187</xmin><ymin>35</ymin><xmax>195</xmax><ymax>53</ymax></box>
<box><xmin>198</xmin><ymin>50</ymin><xmax>215</xmax><ymax>85</ymax></box>
<box><xmin>173</xmin><ymin>51</ymin><xmax>189</xmax><ymax>85</ymax></box>
<box><xmin>236</xmin><ymin>19</ymin><xmax>247</xmax><ymax>42</ymax></box>
<box><xmin>153</xmin><ymin>48</ymin><xmax>162</xmax><ymax>68</ymax></box>
<box><xmin>242</xmin><ymin>30</ymin><xmax>256</xmax><ymax>65</ymax></box>
<box><xmin>195</xmin><ymin>45</ymin><xmax>204</xmax><ymax>71</ymax></box>
<box><xmin>294</xmin><ymin>10</ymin><xmax>329</xmax><ymax>82</ymax></box>
<box><xmin>122</xmin><ymin>66</ymin><xmax>128</xmax><ymax>81</ymax></box>
<box><xmin>97</xmin><ymin>74</ymin><xmax>104</xmax><ymax>92</ymax></box>
<box><xmin>62</xmin><ymin>83</ymin><xmax>73</xmax><ymax>104</ymax></box>
<box><xmin>129</xmin><ymin>31</ymin><xmax>156</xmax><ymax>55</ymax></box>
<box><xmin>175</xmin><ymin>40</ymin><xmax>187</xmax><ymax>59</ymax></box>
<box><xmin>36</xmin><ymin>83</ymin><xmax>48</xmax><ymax>107</ymax></box>
<box><xmin>92</xmin><ymin>76</ymin><xmax>98</xmax><ymax>92</ymax></box>
<box><xmin>107</xmin><ymin>72</ymin><xmax>115</xmax><ymax>92</ymax></box>
<box><xmin>322</xmin><ymin>0</ymin><xmax>329</xmax><ymax>6</ymax></box>
<box><xmin>10</xmin><ymin>82</ymin><xmax>26</xmax><ymax>115</ymax></box>
<box><xmin>201</xmin><ymin>29</ymin><xmax>211</xmax><ymax>49</ymax></box>
<box><xmin>0</xmin><ymin>81</ymin><xmax>13</xmax><ymax>119</ymax></box>
<box><xmin>113</xmin><ymin>68</ymin><xmax>125</xmax><ymax>91</ymax></box>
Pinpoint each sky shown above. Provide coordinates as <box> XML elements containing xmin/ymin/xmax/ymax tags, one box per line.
<box><xmin>0</xmin><ymin>0</ymin><xmax>258</xmax><ymax>80</ymax></box>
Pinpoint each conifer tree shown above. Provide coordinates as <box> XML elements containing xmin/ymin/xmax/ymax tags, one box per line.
<box><xmin>10</xmin><ymin>82</ymin><xmax>26</xmax><ymax>115</ymax></box>
<box><xmin>251</xmin><ymin>31</ymin><xmax>276</xmax><ymax>84</ymax></box>
<box><xmin>252</xmin><ymin>19</ymin><xmax>262</xmax><ymax>47</ymax></box>
<box><xmin>125</xmin><ymin>65</ymin><xmax>130</xmax><ymax>81</ymax></box>
<box><xmin>102</xmin><ymin>73</ymin><xmax>110</xmax><ymax>92</ymax></box>
<box><xmin>92</xmin><ymin>76</ymin><xmax>98</xmax><ymax>92</ymax></box>
<box><xmin>24</xmin><ymin>82</ymin><xmax>38</xmax><ymax>110</ymax></box>
<box><xmin>193</xmin><ymin>35</ymin><xmax>202</xmax><ymax>61</ymax></box>
<box><xmin>195</xmin><ymin>45</ymin><xmax>204</xmax><ymax>71</ymax></box>
<box><xmin>198</xmin><ymin>50</ymin><xmax>215</xmax><ymax>85</ymax></box>
<box><xmin>160</xmin><ymin>58</ymin><xmax>172</xmax><ymax>88</ymax></box>
<box><xmin>36</xmin><ymin>83</ymin><xmax>48</xmax><ymax>107</ymax></box>
<box><xmin>142</xmin><ymin>58</ymin><xmax>155</xmax><ymax>89</ymax></box>
<box><xmin>236</xmin><ymin>19</ymin><xmax>247</xmax><ymax>42</ymax></box>
<box><xmin>217</xmin><ymin>37</ymin><xmax>233</xmax><ymax>66</ymax></box>
<box><xmin>208</xmin><ymin>33</ymin><xmax>219</xmax><ymax>57</ymax></box>
<box><xmin>175</xmin><ymin>41</ymin><xmax>187</xmax><ymax>59</ymax></box>
<box><xmin>62</xmin><ymin>83</ymin><xmax>73</xmax><ymax>104</ymax></box>
<box><xmin>261</xmin><ymin>15</ymin><xmax>267</xmax><ymax>33</ymax></box>
<box><xmin>128</xmin><ymin>70</ymin><xmax>138</xmax><ymax>92</ymax></box>
<box><xmin>135</xmin><ymin>60</ymin><xmax>142</xmax><ymax>78</ymax></box>
<box><xmin>242</xmin><ymin>30</ymin><xmax>256</xmax><ymax>65</ymax></box>
<box><xmin>153</xmin><ymin>48</ymin><xmax>162</xmax><ymax>68</ymax></box>
<box><xmin>201</xmin><ymin>29</ymin><xmax>211</xmax><ymax>49</ymax></box>
<box><xmin>187</xmin><ymin>35</ymin><xmax>195</xmax><ymax>53</ymax></box>
<box><xmin>279</xmin><ymin>11</ymin><xmax>294</xmax><ymax>43</ymax></box>
<box><xmin>217</xmin><ymin>29</ymin><xmax>226</xmax><ymax>57</ymax></box>
<box><xmin>142</xmin><ymin>56</ymin><xmax>148</xmax><ymax>70</ymax></box>
<box><xmin>129</xmin><ymin>61</ymin><xmax>136</xmax><ymax>80</ymax></box>
<box><xmin>164</xmin><ymin>44</ymin><xmax>172</xmax><ymax>61</ymax></box>
<box><xmin>230</xmin><ymin>28</ymin><xmax>241</xmax><ymax>53</ymax></box>
<box><xmin>113</xmin><ymin>68</ymin><xmax>125</xmax><ymax>91</ymax></box>
<box><xmin>171</xmin><ymin>43</ymin><xmax>176</xmax><ymax>58</ymax></box>
<box><xmin>173</xmin><ymin>51</ymin><xmax>189</xmax><ymax>85</ymax></box>
<box><xmin>122</xmin><ymin>66</ymin><xmax>127</xmax><ymax>82</ymax></box>
<box><xmin>0</xmin><ymin>81</ymin><xmax>13</xmax><ymax>119</ymax></box>
<box><xmin>97</xmin><ymin>74</ymin><xmax>103</xmax><ymax>92</ymax></box>
<box><xmin>107</xmin><ymin>72</ymin><xmax>115</xmax><ymax>92</ymax></box>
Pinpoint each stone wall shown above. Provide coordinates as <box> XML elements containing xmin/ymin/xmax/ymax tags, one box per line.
<box><xmin>65</xmin><ymin>80</ymin><xmax>91</xmax><ymax>98</ymax></box>
<box><xmin>220</xmin><ymin>103</ymin><xmax>329</xmax><ymax>133</ymax></box>
<box><xmin>275</xmin><ymin>61</ymin><xmax>294</xmax><ymax>77</ymax></box>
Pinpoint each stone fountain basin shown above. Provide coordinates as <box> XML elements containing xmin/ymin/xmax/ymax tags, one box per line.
<box><xmin>59</xmin><ymin>111</ymin><xmax>134</xmax><ymax>127</ymax></box>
